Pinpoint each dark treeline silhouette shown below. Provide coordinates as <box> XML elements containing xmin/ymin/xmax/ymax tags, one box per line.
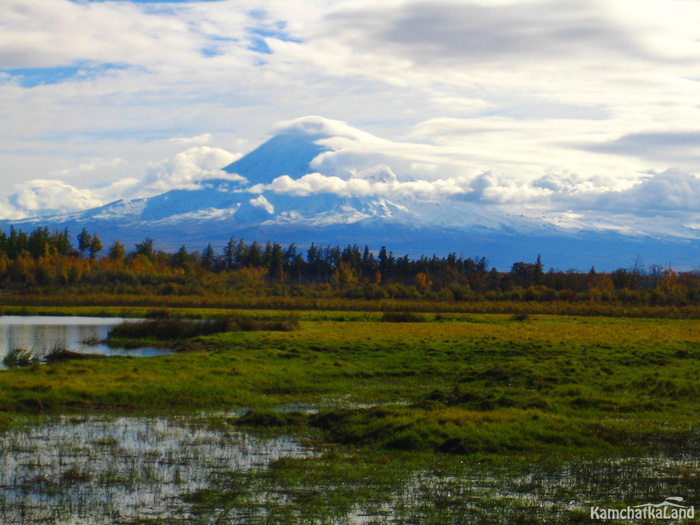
<box><xmin>0</xmin><ymin>225</ymin><xmax>698</xmax><ymax>307</ymax></box>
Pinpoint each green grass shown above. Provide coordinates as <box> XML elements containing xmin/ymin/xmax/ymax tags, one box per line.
<box><xmin>0</xmin><ymin>312</ymin><xmax>698</xmax><ymax>459</ymax></box>
<box><xmin>2</xmin><ymin>309</ymin><xmax>700</xmax><ymax>521</ymax></box>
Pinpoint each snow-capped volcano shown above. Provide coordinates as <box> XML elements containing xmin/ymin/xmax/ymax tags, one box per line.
<box><xmin>4</xmin><ymin>116</ymin><xmax>700</xmax><ymax>270</ymax></box>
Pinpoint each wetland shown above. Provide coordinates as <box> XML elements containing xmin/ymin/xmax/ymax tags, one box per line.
<box><xmin>0</xmin><ymin>309</ymin><xmax>698</xmax><ymax>522</ymax></box>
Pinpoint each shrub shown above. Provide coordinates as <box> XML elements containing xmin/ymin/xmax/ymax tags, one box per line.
<box><xmin>380</xmin><ymin>312</ymin><xmax>427</xmax><ymax>323</ymax></box>
<box><xmin>511</xmin><ymin>313</ymin><xmax>530</xmax><ymax>322</ymax></box>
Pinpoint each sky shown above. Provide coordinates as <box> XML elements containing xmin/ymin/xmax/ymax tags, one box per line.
<box><xmin>2</xmin><ymin>0</ymin><xmax>700</xmax><ymax>229</ymax></box>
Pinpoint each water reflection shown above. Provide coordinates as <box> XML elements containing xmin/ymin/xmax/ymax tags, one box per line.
<box><xmin>0</xmin><ymin>316</ymin><xmax>172</xmax><ymax>366</ymax></box>
<box><xmin>0</xmin><ymin>415</ymin><xmax>316</xmax><ymax>523</ymax></box>
<box><xmin>0</xmin><ymin>414</ymin><xmax>697</xmax><ymax>523</ymax></box>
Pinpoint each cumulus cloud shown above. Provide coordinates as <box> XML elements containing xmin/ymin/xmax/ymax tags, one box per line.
<box><xmin>249</xmin><ymin>172</ymin><xmax>469</xmax><ymax>201</ymax></box>
<box><xmin>462</xmin><ymin>168</ymin><xmax>700</xmax><ymax>214</ymax></box>
<box><xmin>0</xmin><ymin>198</ymin><xmax>27</xmax><ymax>221</ymax></box>
<box><xmin>10</xmin><ymin>179</ymin><xmax>102</xmax><ymax>216</ymax></box>
<box><xmin>144</xmin><ymin>146</ymin><xmax>243</xmax><ymax>192</ymax></box>
<box><xmin>590</xmin><ymin>170</ymin><xmax>700</xmax><ymax>213</ymax></box>
<box><xmin>0</xmin><ymin>145</ymin><xmax>243</xmax><ymax>219</ymax></box>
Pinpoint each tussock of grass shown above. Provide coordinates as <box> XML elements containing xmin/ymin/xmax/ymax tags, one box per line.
<box><xmin>234</xmin><ymin>405</ymin><xmax>638</xmax><ymax>457</ymax></box>
<box><xmin>4</xmin><ymin>347</ymin><xmax>97</xmax><ymax>368</ymax></box>
<box><xmin>3</xmin><ymin>348</ymin><xmax>41</xmax><ymax>367</ymax></box>
<box><xmin>236</xmin><ymin>410</ymin><xmax>309</xmax><ymax>429</ymax></box>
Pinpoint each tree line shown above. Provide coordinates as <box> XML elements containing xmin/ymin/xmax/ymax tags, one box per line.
<box><xmin>0</xmin><ymin>225</ymin><xmax>697</xmax><ymax>306</ymax></box>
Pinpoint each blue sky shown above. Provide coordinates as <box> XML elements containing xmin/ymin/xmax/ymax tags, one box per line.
<box><xmin>1</xmin><ymin>0</ymin><xmax>700</xmax><ymax>235</ymax></box>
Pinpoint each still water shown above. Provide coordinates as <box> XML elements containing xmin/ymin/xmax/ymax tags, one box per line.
<box><xmin>0</xmin><ymin>316</ymin><xmax>172</xmax><ymax>366</ymax></box>
<box><xmin>0</xmin><ymin>415</ymin><xmax>316</xmax><ymax>523</ymax></box>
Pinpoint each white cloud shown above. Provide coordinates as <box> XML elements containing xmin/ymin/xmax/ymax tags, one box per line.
<box><xmin>0</xmin><ymin>145</ymin><xmax>243</xmax><ymax>219</ymax></box>
<box><xmin>250</xmin><ymin>172</ymin><xmax>469</xmax><ymax>201</ymax></box>
<box><xmin>0</xmin><ymin>0</ymin><xmax>205</xmax><ymax>69</ymax></box>
<box><xmin>249</xmin><ymin>195</ymin><xmax>274</xmax><ymax>214</ymax></box>
<box><xmin>49</xmin><ymin>158</ymin><xmax>127</xmax><ymax>178</ymax></box>
<box><xmin>166</xmin><ymin>134</ymin><xmax>212</xmax><ymax>146</ymax></box>
<box><xmin>144</xmin><ymin>146</ymin><xmax>243</xmax><ymax>192</ymax></box>
<box><xmin>12</xmin><ymin>179</ymin><xmax>102</xmax><ymax>215</ymax></box>
<box><xmin>588</xmin><ymin>170</ymin><xmax>700</xmax><ymax>213</ymax></box>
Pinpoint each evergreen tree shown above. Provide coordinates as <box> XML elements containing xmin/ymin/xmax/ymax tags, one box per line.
<box><xmin>234</xmin><ymin>238</ymin><xmax>248</xmax><ymax>268</ymax></box>
<box><xmin>201</xmin><ymin>243</ymin><xmax>216</xmax><ymax>270</ymax></box>
<box><xmin>89</xmin><ymin>233</ymin><xmax>103</xmax><ymax>260</ymax></box>
<box><xmin>77</xmin><ymin>228</ymin><xmax>92</xmax><ymax>258</ymax></box>
<box><xmin>223</xmin><ymin>237</ymin><xmax>237</xmax><ymax>270</ymax></box>
<box><xmin>134</xmin><ymin>237</ymin><xmax>155</xmax><ymax>259</ymax></box>
<box><xmin>53</xmin><ymin>228</ymin><xmax>73</xmax><ymax>256</ymax></box>
<box><xmin>171</xmin><ymin>245</ymin><xmax>190</xmax><ymax>269</ymax></box>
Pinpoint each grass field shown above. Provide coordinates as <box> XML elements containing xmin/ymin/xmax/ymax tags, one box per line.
<box><xmin>0</xmin><ymin>308</ymin><xmax>699</xmax><ymax>521</ymax></box>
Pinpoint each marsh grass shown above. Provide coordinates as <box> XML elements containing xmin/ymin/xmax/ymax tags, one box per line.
<box><xmin>1</xmin><ymin>312</ymin><xmax>700</xmax><ymax>520</ymax></box>
<box><xmin>178</xmin><ymin>436</ymin><xmax>700</xmax><ymax>523</ymax></box>
<box><xmin>2</xmin><ymin>314</ymin><xmax>700</xmax><ymax>444</ymax></box>
<box><xmin>3</xmin><ymin>346</ymin><xmax>96</xmax><ymax>368</ymax></box>
<box><xmin>108</xmin><ymin>313</ymin><xmax>300</xmax><ymax>341</ymax></box>
<box><xmin>0</xmin><ymin>415</ymin><xmax>315</xmax><ymax>524</ymax></box>
<box><xmin>3</xmin><ymin>348</ymin><xmax>40</xmax><ymax>367</ymax></box>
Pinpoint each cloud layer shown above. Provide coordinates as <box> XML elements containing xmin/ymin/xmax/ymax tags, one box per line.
<box><xmin>2</xmin><ymin>0</ymin><xmax>700</xmax><ymax>229</ymax></box>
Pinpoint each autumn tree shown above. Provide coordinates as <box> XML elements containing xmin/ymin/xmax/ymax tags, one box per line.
<box><xmin>108</xmin><ymin>240</ymin><xmax>126</xmax><ymax>262</ymax></box>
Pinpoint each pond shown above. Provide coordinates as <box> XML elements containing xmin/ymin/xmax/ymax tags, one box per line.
<box><xmin>0</xmin><ymin>316</ymin><xmax>172</xmax><ymax>367</ymax></box>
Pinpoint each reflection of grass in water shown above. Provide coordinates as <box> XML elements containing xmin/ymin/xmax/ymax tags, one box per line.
<box><xmin>187</xmin><ymin>446</ymin><xmax>700</xmax><ymax>523</ymax></box>
<box><xmin>0</xmin><ymin>414</ymin><xmax>698</xmax><ymax>522</ymax></box>
<box><xmin>0</xmin><ymin>415</ymin><xmax>316</xmax><ymax>523</ymax></box>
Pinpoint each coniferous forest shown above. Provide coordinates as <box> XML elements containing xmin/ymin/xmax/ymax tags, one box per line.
<box><xmin>0</xmin><ymin>225</ymin><xmax>698</xmax><ymax>314</ymax></box>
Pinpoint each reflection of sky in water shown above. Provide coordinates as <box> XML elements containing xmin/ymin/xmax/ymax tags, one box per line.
<box><xmin>0</xmin><ymin>414</ymin><xmax>697</xmax><ymax>523</ymax></box>
<box><xmin>0</xmin><ymin>415</ymin><xmax>316</xmax><ymax>522</ymax></box>
<box><xmin>0</xmin><ymin>316</ymin><xmax>172</xmax><ymax>364</ymax></box>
